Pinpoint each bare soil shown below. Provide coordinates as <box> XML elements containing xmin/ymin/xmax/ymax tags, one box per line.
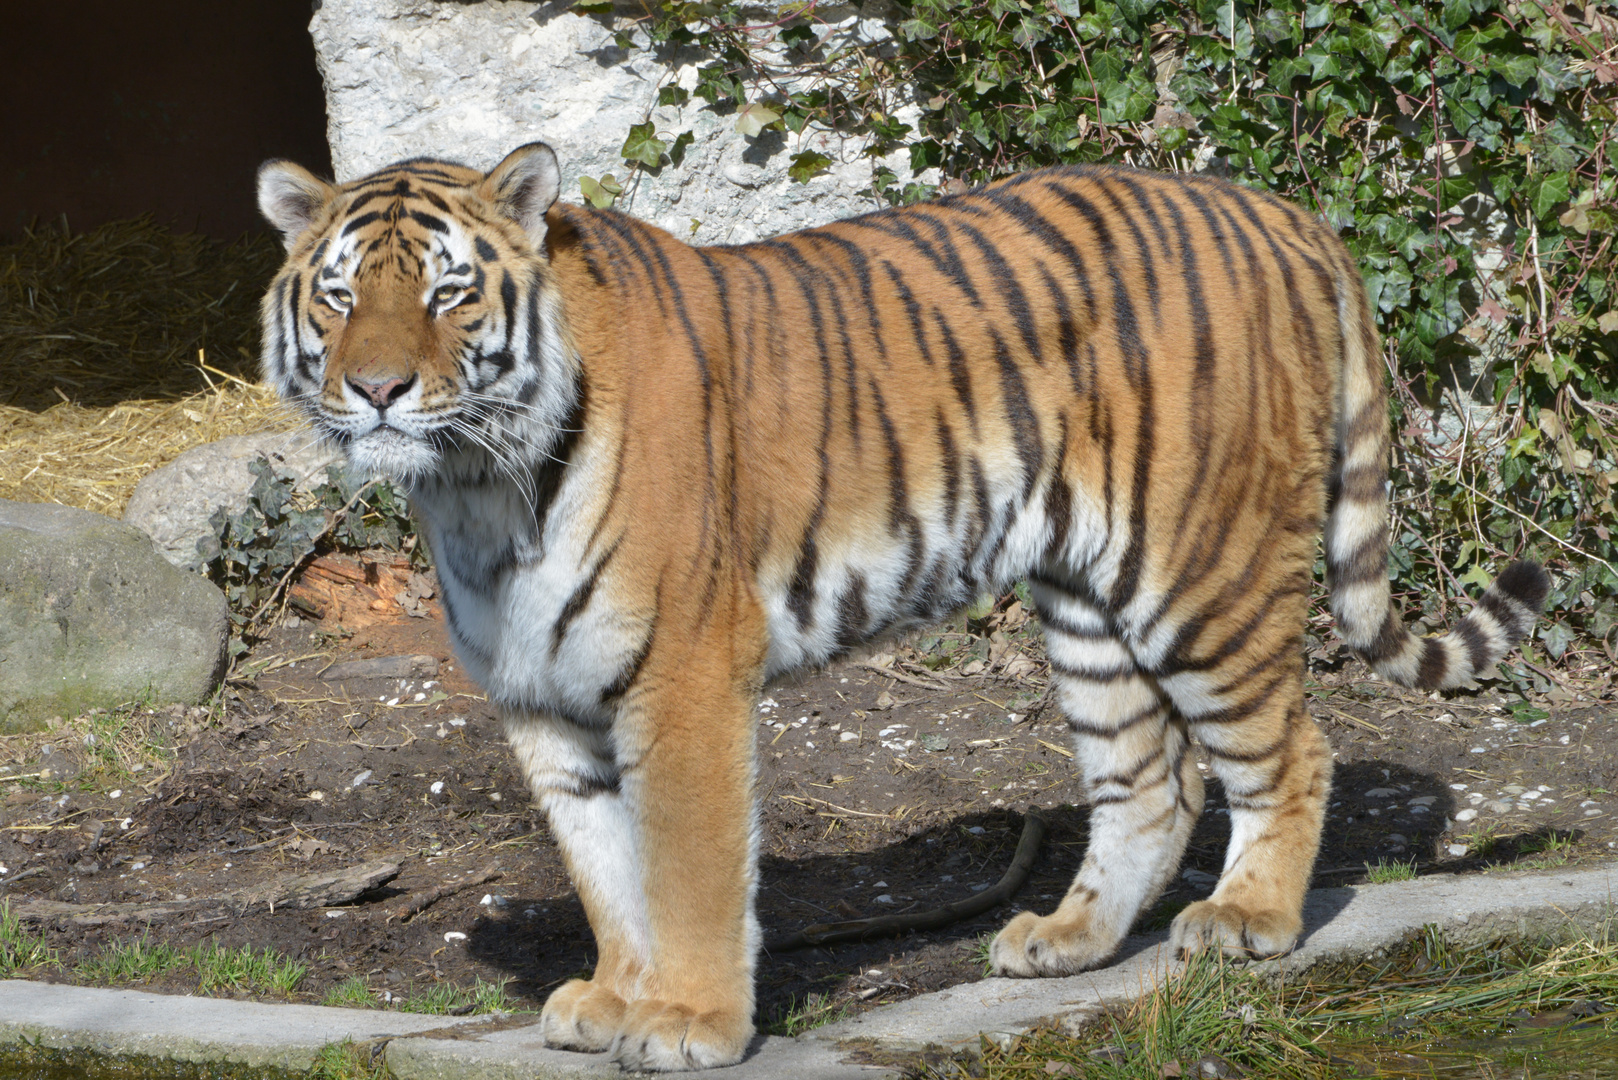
<box><xmin>2</xmin><ymin>581</ymin><xmax>1615</xmax><ymax>1031</ymax></box>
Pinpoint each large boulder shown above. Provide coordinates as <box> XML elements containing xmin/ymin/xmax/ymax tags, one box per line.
<box><xmin>124</xmin><ymin>431</ymin><xmax>342</xmax><ymax>570</ymax></box>
<box><xmin>310</xmin><ymin>0</ymin><xmax>927</xmax><ymax>244</ymax></box>
<box><xmin>0</xmin><ymin>500</ymin><xmax>229</xmax><ymax>733</ymax></box>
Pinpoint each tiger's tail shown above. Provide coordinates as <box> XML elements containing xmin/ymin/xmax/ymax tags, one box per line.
<box><xmin>1322</xmin><ymin>264</ymin><xmax>1549</xmax><ymax>691</ymax></box>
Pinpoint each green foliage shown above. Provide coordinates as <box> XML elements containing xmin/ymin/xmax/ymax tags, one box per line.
<box><xmin>198</xmin><ymin>458</ymin><xmax>420</xmax><ymax>650</ymax></box>
<box><xmin>0</xmin><ymin>901</ymin><xmax>59</xmax><ymax>977</ymax></box>
<box><xmin>1363</xmin><ymin>857</ymin><xmax>1419</xmax><ymax>884</ymax></box>
<box><xmin>597</xmin><ymin>0</ymin><xmax>1617</xmax><ymax>666</ymax></box>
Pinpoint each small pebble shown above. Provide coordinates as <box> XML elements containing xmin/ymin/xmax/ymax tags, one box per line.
<box><xmin>839</xmin><ymin>731</ymin><xmax>859</xmax><ymax>742</ymax></box>
<box><xmin>326</xmin><ymin>910</ymin><xmax>345</xmax><ymax>919</ymax></box>
<box><xmin>1447</xmin><ymin>844</ymin><xmax>1469</xmax><ymax>857</ymax></box>
<box><xmin>966</xmin><ymin>826</ymin><xmax>985</xmax><ymax>835</ymax></box>
<box><xmin>444</xmin><ymin>932</ymin><xmax>468</xmax><ymax>943</ymax></box>
<box><xmin>1483</xmin><ymin>800</ymin><xmax>1512</xmax><ymax>814</ymax></box>
<box><xmin>430</xmin><ymin>781</ymin><xmax>445</xmax><ymax>795</ymax></box>
<box><xmin>1453</xmin><ymin>808</ymin><xmax>1478</xmax><ymax>822</ymax></box>
<box><xmin>308</xmin><ymin>791</ymin><xmax>325</xmax><ymax>802</ymax></box>
<box><xmin>875</xmin><ymin>894</ymin><xmax>894</xmax><ymax>904</ymax></box>
<box><xmin>1364</xmin><ymin>788</ymin><xmax>1400</xmax><ymax>798</ymax></box>
<box><xmin>351</xmin><ymin>770</ymin><xmax>373</xmax><ymax>788</ymax></box>
<box><xmin>449</xmin><ymin>718</ymin><xmax>467</xmax><ymax>727</ymax></box>
<box><xmin>108</xmin><ymin>789</ymin><xmax>121</xmax><ymax>800</ymax></box>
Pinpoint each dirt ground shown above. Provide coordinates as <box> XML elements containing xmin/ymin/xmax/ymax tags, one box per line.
<box><xmin>2</xmin><ymin>574</ymin><xmax>1615</xmax><ymax>1031</ymax></box>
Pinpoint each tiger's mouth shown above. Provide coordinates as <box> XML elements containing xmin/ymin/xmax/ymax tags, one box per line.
<box><xmin>345</xmin><ymin>423</ymin><xmax>442</xmax><ymax>482</ymax></box>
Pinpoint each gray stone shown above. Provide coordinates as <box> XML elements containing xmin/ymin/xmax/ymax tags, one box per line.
<box><xmin>123</xmin><ymin>431</ymin><xmax>343</xmax><ymax>569</ymax></box>
<box><xmin>310</xmin><ymin>0</ymin><xmax>931</xmax><ymax>246</ymax></box>
<box><xmin>0</xmin><ymin>500</ymin><xmax>229</xmax><ymax>733</ymax></box>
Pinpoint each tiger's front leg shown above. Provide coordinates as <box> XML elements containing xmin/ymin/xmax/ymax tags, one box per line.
<box><xmin>508</xmin><ymin>634</ymin><xmax>763</xmax><ymax>1071</ymax></box>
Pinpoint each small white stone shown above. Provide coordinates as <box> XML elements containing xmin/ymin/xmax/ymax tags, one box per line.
<box><xmin>1560</xmin><ymin>735</ymin><xmax>1571</xmax><ymax>745</ymax></box>
<box><xmin>839</xmin><ymin>731</ymin><xmax>859</xmax><ymax>742</ymax></box>
<box><xmin>308</xmin><ymin>791</ymin><xmax>325</xmax><ymax>801</ymax></box>
<box><xmin>872</xmin><ymin>881</ymin><xmax>888</xmax><ymax>888</ymax></box>
<box><xmin>1447</xmin><ymin>844</ymin><xmax>1469</xmax><ymax>857</ymax></box>
<box><xmin>1408</xmin><ymin>796</ymin><xmax>1438</xmax><ymax>807</ymax></box>
<box><xmin>874</xmin><ymin>894</ymin><xmax>894</xmax><ymax>904</ymax></box>
<box><xmin>449</xmin><ymin>718</ymin><xmax>466</xmax><ymax>727</ymax></box>
<box><xmin>326</xmin><ymin>910</ymin><xmax>345</xmax><ymax>918</ymax></box>
<box><xmin>387</xmin><ymin>697</ymin><xmax>400</xmax><ymax>707</ymax></box>
<box><xmin>444</xmin><ymin>932</ymin><xmax>468</xmax><ymax>943</ymax></box>
<box><xmin>108</xmin><ymin>789</ymin><xmax>122</xmax><ymax>800</ymax></box>
<box><xmin>1453</xmin><ymin>808</ymin><xmax>1478</xmax><ymax>822</ymax></box>
<box><xmin>1586</xmin><ymin>809</ymin><xmax>1604</xmax><ymax>818</ymax></box>
<box><xmin>1471</xmin><ymin>747</ymin><xmax>1487</xmax><ymax>754</ymax></box>
<box><xmin>351</xmin><ymin>770</ymin><xmax>372</xmax><ymax>788</ymax></box>
<box><xmin>1364</xmin><ymin>788</ymin><xmax>1400</xmax><ymax>798</ymax></box>
<box><xmin>430</xmin><ymin>781</ymin><xmax>445</xmax><ymax>795</ymax></box>
<box><xmin>119</xmin><ymin>818</ymin><xmax>131</xmax><ymax>830</ymax></box>
<box><xmin>414</xmin><ymin>692</ymin><xmax>426</xmax><ymax>702</ymax></box>
<box><xmin>1449</xmin><ymin>783</ymin><xmax>1468</xmax><ymax>791</ymax></box>
<box><xmin>967</xmin><ymin>826</ymin><xmax>985</xmax><ymax>835</ymax></box>
<box><xmin>132</xmin><ymin>862</ymin><xmax>145</xmax><ymax>871</ymax></box>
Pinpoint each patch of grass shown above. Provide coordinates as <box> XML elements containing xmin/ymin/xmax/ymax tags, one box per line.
<box><xmin>1363</xmin><ymin>857</ymin><xmax>1418</xmax><ymax>884</ymax></box>
<box><xmin>395</xmin><ymin>975</ymin><xmax>515</xmax><ymax>1015</ymax></box>
<box><xmin>321</xmin><ymin>974</ymin><xmax>376</xmax><ymax>1008</ymax></box>
<box><xmin>307</xmin><ymin>1040</ymin><xmax>386</xmax><ymax>1080</ymax></box>
<box><xmin>76</xmin><ymin>934</ymin><xmax>189</xmax><ymax>985</ymax></box>
<box><xmin>763</xmin><ymin>990</ymin><xmax>853</xmax><ymax>1037</ymax></box>
<box><xmin>0</xmin><ymin>901</ymin><xmax>59</xmax><ymax>977</ymax></box>
<box><xmin>188</xmin><ymin>942</ymin><xmax>307</xmax><ymax>998</ymax></box>
<box><xmin>969</xmin><ymin>949</ymin><xmax>1331</xmax><ymax>1079</ymax></box>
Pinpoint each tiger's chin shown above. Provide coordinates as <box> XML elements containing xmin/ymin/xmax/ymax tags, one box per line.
<box><xmin>344</xmin><ymin>427</ymin><xmax>442</xmax><ymax>484</ymax></box>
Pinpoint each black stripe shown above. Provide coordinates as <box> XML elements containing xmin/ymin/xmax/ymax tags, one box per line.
<box><xmin>991</xmin><ymin>332</ymin><xmax>1044</xmax><ymax>497</ymax></box>
<box><xmin>934</xmin><ymin>312</ymin><xmax>977</xmax><ymax>434</ymax></box>
<box><xmin>475</xmin><ymin>236</ymin><xmax>498</xmax><ymax>262</ymax></box>
<box><xmin>550</xmin><ymin>542</ymin><xmax>619</xmax><ymax>658</ymax></box>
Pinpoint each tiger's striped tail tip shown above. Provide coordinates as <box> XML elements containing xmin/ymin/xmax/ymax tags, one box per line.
<box><xmin>1366</xmin><ymin>559</ymin><xmax>1550</xmax><ymax>691</ymax></box>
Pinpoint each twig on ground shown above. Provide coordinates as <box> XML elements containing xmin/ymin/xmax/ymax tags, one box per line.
<box><xmin>388</xmin><ymin>865</ymin><xmax>502</xmax><ymax>924</ymax></box>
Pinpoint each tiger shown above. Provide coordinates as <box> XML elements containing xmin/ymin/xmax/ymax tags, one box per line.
<box><xmin>257</xmin><ymin>142</ymin><xmax>1548</xmax><ymax>1071</ymax></box>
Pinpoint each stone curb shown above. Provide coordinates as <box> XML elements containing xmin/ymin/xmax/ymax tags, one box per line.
<box><xmin>3</xmin><ymin>864</ymin><xmax>1613</xmax><ymax>1078</ymax></box>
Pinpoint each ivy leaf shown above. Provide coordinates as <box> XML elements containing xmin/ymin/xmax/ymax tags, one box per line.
<box><xmin>579</xmin><ymin>174</ymin><xmax>622</xmax><ymax>209</ymax></box>
<box><xmin>621</xmin><ymin>122</ymin><xmax>667</xmax><ymax>167</ymax></box>
<box><xmin>1530</xmin><ymin>172</ymin><xmax>1572</xmax><ymax>219</ymax></box>
<box><xmin>669</xmin><ymin>131</ymin><xmax>695</xmax><ymax>167</ymax></box>
<box><xmin>788</xmin><ymin>150</ymin><xmax>833</xmax><ymax>183</ymax></box>
<box><xmin>735</xmin><ymin>102</ymin><xmax>781</xmax><ymax>138</ymax></box>
<box><xmin>658</xmin><ymin>85</ymin><xmax>690</xmax><ymax>107</ymax></box>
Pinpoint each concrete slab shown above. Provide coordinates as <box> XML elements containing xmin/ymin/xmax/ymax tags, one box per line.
<box><xmin>0</xmin><ymin>979</ymin><xmax>495</xmax><ymax>1070</ymax></box>
<box><xmin>3</xmin><ymin>863</ymin><xmax>1614</xmax><ymax>1078</ymax></box>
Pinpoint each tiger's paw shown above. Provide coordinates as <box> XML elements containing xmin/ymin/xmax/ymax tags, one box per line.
<box><xmin>1169</xmin><ymin>899</ymin><xmax>1301</xmax><ymax>960</ymax></box>
<box><xmin>539</xmin><ymin>978</ymin><xmax>626</xmax><ymax>1053</ymax></box>
<box><xmin>610</xmin><ymin>999</ymin><xmax>753</xmax><ymax>1072</ymax></box>
<box><xmin>989</xmin><ymin>906</ymin><xmax>1121</xmax><ymax>977</ymax></box>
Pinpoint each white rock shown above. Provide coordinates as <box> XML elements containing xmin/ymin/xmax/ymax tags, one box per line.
<box><xmin>1453</xmin><ymin>808</ymin><xmax>1478</xmax><ymax>822</ymax></box>
<box><xmin>1363</xmin><ymin>787</ymin><xmax>1400</xmax><ymax>798</ymax></box>
<box><xmin>351</xmin><ymin>770</ymin><xmax>373</xmax><ymax>788</ymax></box>
<box><xmin>443</xmin><ymin>931</ymin><xmax>468</xmax><ymax>943</ymax></box>
<box><xmin>1447</xmin><ymin>844</ymin><xmax>1469</xmax><ymax>856</ymax></box>
<box><xmin>310</xmin><ymin>0</ymin><xmax>934</xmax><ymax>246</ymax></box>
<box><xmin>839</xmin><ymin>731</ymin><xmax>859</xmax><ymax>742</ymax></box>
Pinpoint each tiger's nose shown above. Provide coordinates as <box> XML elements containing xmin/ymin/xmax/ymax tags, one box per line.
<box><xmin>348</xmin><ymin>374</ymin><xmax>414</xmax><ymax>409</ymax></box>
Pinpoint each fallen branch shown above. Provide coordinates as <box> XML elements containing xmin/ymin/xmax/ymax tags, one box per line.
<box><xmin>854</xmin><ymin>662</ymin><xmax>950</xmax><ymax>691</ymax></box>
<box><xmin>388</xmin><ymin>865</ymin><xmax>502</xmax><ymax>924</ymax></box>
<box><xmin>9</xmin><ymin>859</ymin><xmax>400</xmax><ymax>926</ymax></box>
<box><xmin>763</xmin><ymin>808</ymin><xmax>1047</xmax><ymax>953</ymax></box>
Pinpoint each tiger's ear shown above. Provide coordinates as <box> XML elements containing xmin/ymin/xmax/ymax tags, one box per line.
<box><xmin>478</xmin><ymin>142</ymin><xmax>562</xmax><ymax>250</ymax></box>
<box><xmin>258</xmin><ymin>160</ymin><xmax>337</xmax><ymax>250</ymax></box>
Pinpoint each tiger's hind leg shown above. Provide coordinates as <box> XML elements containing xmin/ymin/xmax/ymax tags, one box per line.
<box><xmin>1157</xmin><ymin>599</ymin><xmax>1332</xmax><ymax>960</ymax></box>
<box><xmin>990</xmin><ymin>580</ymin><xmax>1205</xmax><ymax>976</ymax></box>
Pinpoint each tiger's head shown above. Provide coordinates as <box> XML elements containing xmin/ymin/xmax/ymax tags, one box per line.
<box><xmin>256</xmin><ymin>143</ymin><xmax>578</xmax><ymax>483</ymax></box>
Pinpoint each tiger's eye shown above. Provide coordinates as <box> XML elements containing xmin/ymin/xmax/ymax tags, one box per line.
<box><xmin>434</xmin><ymin>286</ymin><xmax>461</xmax><ymax>305</ymax></box>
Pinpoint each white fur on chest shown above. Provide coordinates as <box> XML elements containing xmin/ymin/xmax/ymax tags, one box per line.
<box><xmin>409</xmin><ymin>449</ymin><xmax>641</xmax><ymax>724</ymax></box>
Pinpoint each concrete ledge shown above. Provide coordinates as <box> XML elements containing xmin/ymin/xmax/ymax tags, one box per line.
<box><xmin>0</xmin><ymin>981</ymin><xmax>496</xmax><ymax>1071</ymax></box>
<box><xmin>3</xmin><ymin>864</ymin><xmax>1614</xmax><ymax>1078</ymax></box>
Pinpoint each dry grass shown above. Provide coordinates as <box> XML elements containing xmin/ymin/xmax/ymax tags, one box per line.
<box><xmin>0</xmin><ymin>370</ymin><xmax>294</xmax><ymax>517</ymax></box>
<box><xmin>0</xmin><ymin>217</ymin><xmax>295</xmax><ymax>517</ymax></box>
